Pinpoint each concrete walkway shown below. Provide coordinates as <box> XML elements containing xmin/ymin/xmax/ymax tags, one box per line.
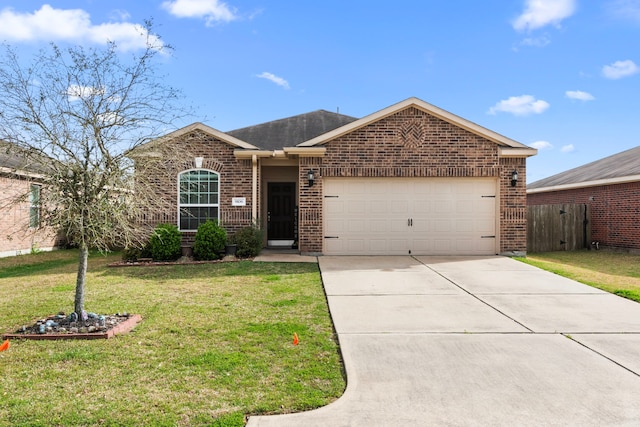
<box><xmin>247</xmin><ymin>256</ymin><xmax>640</xmax><ymax>426</ymax></box>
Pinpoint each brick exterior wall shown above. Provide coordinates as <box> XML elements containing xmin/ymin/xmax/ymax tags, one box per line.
<box><xmin>138</xmin><ymin>129</ymin><xmax>255</xmax><ymax>246</ymax></box>
<box><xmin>527</xmin><ymin>181</ymin><xmax>640</xmax><ymax>251</ymax></box>
<box><xmin>297</xmin><ymin>106</ymin><xmax>528</xmax><ymax>255</ymax></box>
<box><xmin>0</xmin><ymin>174</ymin><xmax>61</xmax><ymax>257</ymax></box>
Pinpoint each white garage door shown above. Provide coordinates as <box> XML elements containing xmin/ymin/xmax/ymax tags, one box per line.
<box><xmin>323</xmin><ymin>178</ymin><xmax>497</xmax><ymax>255</ymax></box>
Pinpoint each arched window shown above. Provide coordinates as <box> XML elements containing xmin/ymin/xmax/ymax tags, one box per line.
<box><xmin>178</xmin><ymin>169</ymin><xmax>219</xmax><ymax>231</ymax></box>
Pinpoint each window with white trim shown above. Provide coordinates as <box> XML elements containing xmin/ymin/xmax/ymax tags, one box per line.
<box><xmin>29</xmin><ymin>184</ymin><xmax>41</xmax><ymax>228</ymax></box>
<box><xmin>178</xmin><ymin>169</ymin><xmax>219</xmax><ymax>231</ymax></box>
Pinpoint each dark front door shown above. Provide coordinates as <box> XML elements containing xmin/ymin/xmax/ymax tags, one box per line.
<box><xmin>267</xmin><ymin>182</ymin><xmax>295</xmax><ymax>241</ymax></box>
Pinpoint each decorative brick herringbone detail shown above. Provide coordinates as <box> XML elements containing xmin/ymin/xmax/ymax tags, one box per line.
<box><xmin>398</xmin><ymin>120</ymin><xmax>425</xmax><ymax>148</ymax></box>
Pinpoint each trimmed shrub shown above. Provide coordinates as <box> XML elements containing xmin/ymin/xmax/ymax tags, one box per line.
<box><xmin>122</xmin><ymin>247</ymin><xmax>141</xmax><ymax>262</ymax></box>
<box><xmin>230</xmin><ymin>226</ymin><xmax>263</xmax><ymax>258</ymax></box>
<box><xmin>193</xmin><ymin>220</ymin><xmax>227</xmax><ymax>260</ymax></box>
<box><xmin>122</xmin><ymin>241</ymin><xmax>152</xmax><ymax>262</ymax></box>
<box><xmin>149</xmin><ymin>224</ymin><xmax>182</xmax><ymax>261</ymax></box>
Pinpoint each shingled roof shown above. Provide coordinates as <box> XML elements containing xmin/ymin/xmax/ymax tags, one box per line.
<box><xmin>227</xmin><ymin>110</ymin><xmax>358</xmax><ymax>151</ymax></box>
<box><xmin>0</xmin><ymin>140</ymin><xmax>50</xmax><ymax>176</ymax></box>
<box><xmin>528</xmin><ymin>145</ymin><xmax>640</xmax><ymax>191</ymax></box>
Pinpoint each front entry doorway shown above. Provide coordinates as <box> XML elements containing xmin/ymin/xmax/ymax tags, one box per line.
<box><xmin>267</xmin><ymin>182</ymin><xmax>296</xmax><ymax>247</ymax></box>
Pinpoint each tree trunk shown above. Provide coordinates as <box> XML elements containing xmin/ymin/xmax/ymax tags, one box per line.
<box><xmin>74</xmin><ymin>244</ymin><xmax>88</xmax><ymax>316</ymax></box>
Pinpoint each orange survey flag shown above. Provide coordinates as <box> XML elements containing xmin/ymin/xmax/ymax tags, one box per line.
<box><xmin>0</xmin><ymin>339</ymin><xmax>9</xmax><ymax>352</ymax></box>
<box><xmin>293</xmin><ymin>333</ymin><xmax>299</xmax><ymax>346</ymax></box>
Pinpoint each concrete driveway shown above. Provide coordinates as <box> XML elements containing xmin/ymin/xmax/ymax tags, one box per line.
<box><xmin>247</xmin><ymin>256</ymin><xmax>640</xmax><ymax>426</ymax></box>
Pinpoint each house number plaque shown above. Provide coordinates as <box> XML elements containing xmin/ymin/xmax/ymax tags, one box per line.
<box><xmin>232</xmin><ymin>197</ymin><xmax>246</xmax><ymax>206</ymax></box>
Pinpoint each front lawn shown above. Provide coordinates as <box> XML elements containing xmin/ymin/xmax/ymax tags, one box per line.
<box><xmin>517</xmin><ymin>250</ymin><xmax>640</xmax><ymax>303</ymax></box>
<box><xmin>0</xmin><ymin>250</ymin><xmax>345</xmax><ymax>426</ymax></box>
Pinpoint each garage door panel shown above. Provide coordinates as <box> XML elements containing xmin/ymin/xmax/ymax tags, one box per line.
<box><xmin>410</xmin><ymin>219</ymin><xmax>430</xmax><ymax>232</ymax></box>
<box><xmin>324</xmin><ymin>178</ymin><xmax>497</xmax><ymax>255</ymax></box>
<box><xmin>325</xmin><ymin>199</ymin><xmax>344</xmax><ymax>214</ymax></box>
<box><xmin>476</xmin><ymin>219</ymin><xmax>496</xmax><ymax>233</ymax></box>
<box><xmin>477</xmin><ymin>238</ymin><xmax>497</xmax><ymax>252</ymax></box>
<box><xmin>369</xmin><ymin>218</ymin><xmax>390</xmax><ymax>231</ymax></box>
<box><xmin>476</xmin><ymin>202</ymin><xmax>495</xmax><ymax>214</ymax></box>
<box><xmin>347</xmin><ymin>202</ymin><xmax>366</xmax><ymax>214</ymax></box>
<box><xmin>456</xmin><ymin>200</ymin><xmax>474</xmax><ymax>213</ymax></box>
<box><xmin>391</xmin><ymin>200</ymin><xmax>410</xmax><ymax>214</ymax></box>
<box><xmin>345</xmin><ymin>239</ymin><xmax>365</xmax><ymax>252</ymax></box>
<box><xmin>347</xmin><ymin>219</ymin><xmax>366</xmax><ymax>233</ymax></box>
<box><xmin>433</xmin><ymin>239</ymin><xmax>452</xmax><ymax>252</ymax></box>
<box><xmin>324</xmin><ymin>238</ymin><xmax>342</xmax><ymax>253</ymax></box>
<box><xmin>433</xmin><ymin>219</ymin><xmax>452</xmax><ymax>232</ymax></box>
<box><xmin>390</xmin><ymin>239</ymin><xmax>409</xmax><ymax>252</ymax></box>
<box><xmin>370</xmin><ymin>239</ymin><xmax>391</xmax><ymax>253</ymax></box>
<box><xmin>325</xmin><ymin>220</ymin><xmax>343</xmax><ymax>234</ymax></box>
<box><xmin>435</xmin><ymin>201</ymin><xmax>453</xmax><ymax>213</ymax></box>
<box><xmin>411</xmin><ymin>239</ymin><xmax>432</xmax><ymax>253</ymax></box>
<box><xmin>413</xmin><ymin>200</ymin><xmax>430</xmax><ymax>214</ymax></box>
<box><xmin>391</xmin><ymin>220</ymin><xmax>409</xmax><ymax>232</ymax></box>
<box><xmin>456</xmin><ymin>220</ymin><xmax>474</xmax><ymax>232</ymax></box>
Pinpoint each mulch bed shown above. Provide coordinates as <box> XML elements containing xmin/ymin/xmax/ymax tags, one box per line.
<box><xmin>2</xmin><ymin>313</ymin><xmax>142</xmax><ymax>341</ymax></box>
<box><xmin>108</xmin><ymin>255</ymin><xmax>244</xmax><ymax>267</ymax></box>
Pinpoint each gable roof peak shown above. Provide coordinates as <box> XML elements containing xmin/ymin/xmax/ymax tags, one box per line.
<box><xmin>154</xmin><ymin>122</ymin><xmax>259</xmax><ymax>150</ymax></box>
<box><xmin>297</xmin><ymin>97</ymin><xmax>536</xmax><ymax>154</ymax></box>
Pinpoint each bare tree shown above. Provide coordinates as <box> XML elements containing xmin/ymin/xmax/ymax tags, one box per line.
<box><xmin>0</xmin><ymin>27</ymin><xmax>191</xmax><ymax>317</ymax></box>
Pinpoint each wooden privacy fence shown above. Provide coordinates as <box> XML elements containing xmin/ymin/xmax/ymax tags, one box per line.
<box><xmin>527</xmin><ymin>204</ymin><xmax>591</xmax><ymax>252</ymax></box>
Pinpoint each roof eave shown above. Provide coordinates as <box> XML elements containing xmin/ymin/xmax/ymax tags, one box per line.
<box><xmin>283</xmin><ymin>147</ymin><xmax>326</xmax><ymax>157</ymax></box>
<box><xmin>233</xmin><ymin>150</ymin><xmax>274</xmax><ymax>159</ymax></box>
<box><xmin>0</xmin><ymin>166</ymin><xmax>46</xmax><ymax>180</ymax></box>
<box><xmin>498</xmin><ymin>147</ymin><xmax>538</xmax><ymax>158</ymax></box>
<box><xmin>234</xmin><ymin>147</ymin><xmax>327</xmax><ymax>159</ymax></box>
<box><xmin>527</xmin><ymin>174</ymin><xmax>640</xmax><ymax>194</ymax></box>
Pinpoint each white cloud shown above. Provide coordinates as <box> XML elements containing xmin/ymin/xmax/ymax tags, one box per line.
<box><xmin>0</xmin><ymin>5</ymin><xmax>160</xmax><ymax>51</ymax></box>
<box><xmin>565</xmin><ymin>90</ymin><xmax>595</xmax><ymax>101</ymax></box>
<box><xmin>513</xmin><ymin>0</ymin><xmax>577</xmax><ymax>31</ymax></box>
<box><xmin>488</xmin><ymin>95</ymin><xmax>550</xmax><ymax>116</ymax></box>
<box><xmin>561</xmin><ymin>144</ymin><xmax>575</xmax><ymax>153</ymax></box>
<box><xmin>520</xmin><ymin>35</ymin><xmax>551</xmax><ymax>47</ymax></box>
<box><xmin>256</xmin><ymin>72</ymin><xmax>290</xmax><ymax>89</ymax></box>
<box><xmin>602</xmin><ymin>60</ymin><xmax>639</xmax><ymax>79</ymax></box>
<box><xmin>67</xmin><ymin>84</ymin><xmax>106</xmax><ymax>102</ymax></box>
<box><xmin>607</xmin><ymin>0</ymin><xmax>640</xmax><ymax>22</ymax></box>
<box><xmin>530</xmin><ymin>140</ymin><xmax>553</xmax><ymax>150</ymax></box>
<box><xmin>109</xmin><ymin>9</ymin><xmax>131</xmax><ymax>22</ymax></box>
<box><xmin>161</xmin><ymin>0</ymin><xmax>237</xmax><ymax>25</ymax></box>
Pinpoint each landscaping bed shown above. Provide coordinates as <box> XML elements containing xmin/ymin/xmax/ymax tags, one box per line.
<box><xmin>2</xmin><ymin>313</ymin><xmax>141</xmax><ymax>340</ymax></box>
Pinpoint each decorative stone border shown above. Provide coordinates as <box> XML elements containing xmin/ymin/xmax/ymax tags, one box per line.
<box><xmin>108</xmin><ymin>256</ymin><xmax>242</xmax><ymax>267</ymax></box>
<box><xmin>2</xmin><ymin>314</ymin><xmax>142</xmax><ymax>341</ymax></box>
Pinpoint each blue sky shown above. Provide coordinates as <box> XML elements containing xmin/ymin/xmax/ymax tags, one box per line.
<box><xmin>0</xmin><ymin>0</ymin><xmax>638</xmax><ymax>183</ymax></box>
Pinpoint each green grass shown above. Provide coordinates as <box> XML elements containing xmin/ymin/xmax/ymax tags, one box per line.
<box><xmin>0</xmin><ymin>250</ymin><xmax>345</xmax><ymax>426</ymax></box>
<box><xmin>516</xmin><ymin>250</ymin><xmax>640</xmax><ymax>303</ymax></box>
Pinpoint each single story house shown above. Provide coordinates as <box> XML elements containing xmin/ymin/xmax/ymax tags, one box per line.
<box><xmin>137</xmin><ymin>97</ymin><xmax>537</xmax><ymax>256</ymax></box>
<box><xmin>527</xmin><ymin>145</ymin><xmax>640</xmax><ymax>251</ymax></box>
<box><xmin>0</xmin><ymin>141</ymin><xmax>61</xmax><ymax>257</ymax></box>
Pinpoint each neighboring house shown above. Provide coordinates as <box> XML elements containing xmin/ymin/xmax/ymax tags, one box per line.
<box><xmin>0</xmin><ymin>141</ymin><xmax>61</xmax><ymax>257</ymax></box>
<box><xmin>137</xmin><ymin>97</ymin><xmax>537</xmax><ymax>256</ymax></box>
<box><xmin>527</xmin><ymin>145</ymin><xmax>640</xmax><ymax>251</ymax></box>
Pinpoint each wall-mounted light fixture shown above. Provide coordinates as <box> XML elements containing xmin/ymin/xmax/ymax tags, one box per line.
<box><xmin>511</xmin><ymin>170</ymin><xmax>518</xmax><ymax>187</ymax></box>
<box><xmin>194</xmin><ymin>157</ymin><xmax>204</xmax><ymax>169</ymax></box>
<box><xmin>307</xmin><ymin>169</ymin><xmax>315</xmax><ymax>187</ymax></box>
